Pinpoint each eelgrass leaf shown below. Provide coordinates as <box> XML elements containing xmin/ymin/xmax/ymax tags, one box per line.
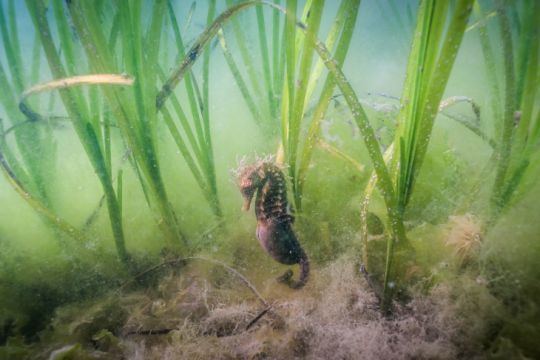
<box><xmin>512</xmin><ymin>1</ymin><xmax>539</xmax><ymax>159</ymax></box>
<box><xmin>26</xmin><ymin>0</ymin><xmax>135</xmax><ymax>264</ymax></box>
<box><xmin>0</xmin><ymin>2</ymin><xmax>51</xmax><ymax>202</ymax></box>
<box><xmin>400</xmin><ymin>1</ymin><xmax>451</xmax><ymax>208</ymax></box>
<box><xmin>317</xmin><ymin>139</ymin><xmax>365</xmax><ymax>173</ymax></box>
<box><xmin>103</xmin><ymin>109</ymin><xmax>112</xmax><ymax>178</ymax></box>
<box><xmin>202</xmin><ymin>0</ymin><xmax>221</xmax><ymax>218</ymax></box>
<box><xmin>272</xmin><ymin>0</ymin><xmax>282</xmax><ymax>110</ymax></box>
<box><xmin>225</xmin><ymin>0</ymin><xmax>263</xmax><ymax>97</ymax></box>
<box><xmin>85</xmin><ymin>122</ymin><xmax>129</xmax><ymax>263</ymax></box>
<box><xmin>30</xmin><ymin>32</ymin><xmax>41</xmax><ymax>100</ymax></box>
<box><xmin>52</xmin><ymin>0</ymin><xmax>77</xmax><ymax>76</ymax></box>
<box><xmin>499</xmin><ymin>158</ymin><xmax>529</xmax><ymax>211</ymax></box>
<box><xmin>0</xmin><ymin>1</ymin><xmax>24</xmax><ymax>92</ymax></box>
<box><xmin>166</xmin><ymin>0</ymin><xmax>222</xmax><ymax>218</ymax></box>
<box><xmin>304</xmin><ymin>0</ymin><xmax>352</xmax><ymax>105</ymax></box>
<box><xmin>360</xmin><ymin>143</ymin><xmax>394</xmax><ymax>272</ymax></box>
<box><xmin>167</xmin><ymin>0</ymin><xmax>206</xmax><ymax>153</ymax></box>
<box><xmin>515</xmin><ymin>0</ymin><xmax>535</xmax><ymax>107</ymax></box>
<box><xmin>68</xmin><ymin>0</ymin><xmax>187</xmax><ymax>247</ymax></box>
<box><xmin>283</xmin><ymin>0</ymin><xmax>297</xmax><ymax>157</ymax></box>
<box><xmin>159</xmin><ymin>105</ymin><xmax>211</xmax><ymax>203</ymax></box>
<box><xmin>217</xmin><ymin>29</ymin><xmax>261</xmax><ymax>121</ymax></box>
<box><xmin>394</xmin><ymin>0</ymin><xmax>434</xmax><ymax>209</ymax></box>
<box><xmin>296</xmin><ymin>0</ymin><xmax>360</xmax><ymax>201</ymax></box>
<box><xmin>489</xmin><ymin>0</ymin><xmax>540</xmax><ymax>221</ymax></box>
<box><xmin>157</xmin><ymin>65</ymin><xmax>205</xmax><ymax>167</ymax></box>
<box><xmin>203</xmin><ymin>0</ymin><xmax>217</xmax><ymax>145</ymax></box>
<box><xmin>144</xmin><ymin>0</ymin><xmax>167</xmax><ymax>152</ymax></box>
<box><xmin>397</xmin><ymin>1</ymin><xmax>473</xmax><ymax>209</ymax></box>
<box><xmin>287</xmin><ymin>0</ymin><xmax>324</xmax><ymax>208</ymax></box>
<box><xmin>183</xmin><ymin>2</ymin><xmax>196</xmax><ymax>33</ymax></box>
<box><xmin>256</xmin><ymin>5</ymin><xmax>276</xmax><ymax>119</ymax></box>
<box><xmin>384</xmin><ymin>0</ymin><xmax>473</xmax><ymax>307</ymax></box>
<box><xmin>7</xmin><ymin>1</ymin><xmax>24</xmax><ymax>81</ymax></box>
<box><xmin>0</xmin><ymin>147</ymin><xmax>86</xmax><ymax>244</ymax></box>
<box><xmin>296</xmin><ymin>8</ymin><xmax>407</xmax><ymax>266</ymax></box>
<box><xmin>490</xmin><ymin>5</ymin><xmax>516</xmax><ymax>218</ymax></box>
<box><xmin>473</xmin><ymin>1</ymin><xmax>503</xmax><ymax>140</ymax></box>
<box><xmin>0</xmin><ymin>118</ymin><xmax>32</xmax><ymax>194</ymax></box>
<box><xmin>108</xmin><ymin>11</ymin><xmax>121</xmax><ymax>53</ymax></box>
<box><xmin>440</xmin><ymin>112</ymin><xmax>497</xmax><ymax>149</ymax></box>
<box><xmin>0</xmin><ymin>65</ymin><xmax>32</xmax><ymax>187</ymax></box>
<box><xmin>117</xmin><ymin>169</ymin><xmax>123</xmax><ymax>223</ymax></box>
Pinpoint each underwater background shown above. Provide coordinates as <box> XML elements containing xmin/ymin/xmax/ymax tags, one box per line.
<box><xmin>0</xmin><ymin>0</ymin><xmax>539</xmax><ymax>358</ymax></box>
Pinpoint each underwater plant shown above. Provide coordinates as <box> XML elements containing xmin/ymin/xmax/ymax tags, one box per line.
<box><xmin>0</xmin><ymin>1</ymin><xmax>60</xmax><ymax>236</ymax></box>
<box><xmin>21</xmin><ymin>0</ymin><xmax>139</xmax><ymax>266</ymax></box>
<box><xmin>162</xmin><ymin>0</ymin><xmax>223</xmax><ymax>220</ymax></box>
<box><xmin>382</xmin><ymin>0</ymin><xmax>474</xmax><ymax>306</ymax></box>
<box><xmin>474</xmin><ymin>0</ymin><xmax>540</xmax><ymax>228</ymax></box>
<box><xmin>212</xmin><ymin>0</ymin><xmax>361</xmax><ymax>212</ymax></box>
<box><xmin>218</xmin><ymin>0</ymin><xmax>281</xmax><ymax>131</ymax></box>
<box><xmin>445</xmin><ymin>213</ymin><xmax>483</xmax><ymax>266</ymax></box>
<box><xmin>1</xmin><ymin>0</ymin><xmax>540</xmax><ymax>358</ymax></box>
<box><xmin>339</xmin><ymin>0</ymin><xmax>474</xmax><ymax>308</ymax></box>
<box><xmin>12</xmin><ymin>0</ymin><xmax>236</xmax><ymax>265</ymax></box>
<box><xmin>62</xmin><ymin>0</ymin><xmax>191</xmax><ymax>253</ymax></box>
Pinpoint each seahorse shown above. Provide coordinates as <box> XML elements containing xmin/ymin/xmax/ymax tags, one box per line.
<box><xmin>238</xmin><ymin>160</ymin><xmax>309</xmax><ymax>289</ymax></box>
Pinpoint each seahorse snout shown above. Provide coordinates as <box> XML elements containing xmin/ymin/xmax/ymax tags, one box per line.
<box><xmin>242</xmin><ymin>196</ymin><xmax>252</xmax><ymax>211</ymax></box>
<box><xmin>240</xmin><ymin>186</ymin><xmax>255</xmax><ymax>211</ymax></box>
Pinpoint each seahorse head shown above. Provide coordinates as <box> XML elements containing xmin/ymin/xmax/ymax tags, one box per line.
<box><xmin>234</xmin><ymin>155</ymin><xmax>281</xmax><ymax>211</ymax></box>
<box><xmin>238</xmin><ymin>163</ymin><xmax>265</xmax><ymax>211</ymax></box>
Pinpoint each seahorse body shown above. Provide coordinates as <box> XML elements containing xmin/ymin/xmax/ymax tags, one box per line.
<box><xmin>238</xmin><ymin>161</ymin><xmax>309</xmax><ymax>289</ymax></box>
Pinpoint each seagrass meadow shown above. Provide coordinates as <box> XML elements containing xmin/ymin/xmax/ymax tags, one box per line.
<box><xmin>0</xmin><ymin>0</ymin><xmax>539</xmax><ymax>358</ymax></box>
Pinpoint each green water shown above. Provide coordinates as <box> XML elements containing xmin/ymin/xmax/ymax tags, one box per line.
<box><xmin>1</xmin><ymin>0</ymin><xmax>539</xmax><ymax>359</ymax></box>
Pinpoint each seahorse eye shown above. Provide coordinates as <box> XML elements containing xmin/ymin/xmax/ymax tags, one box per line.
<box><xmin>240</xmin><ymin>178</ymin><xmax>252</xmax><ymax>188</ymax></box>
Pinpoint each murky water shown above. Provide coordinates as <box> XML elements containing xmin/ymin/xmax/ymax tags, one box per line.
<box><xmin>0</xmin><ymin>1</ymin><xmax>539</xmax><ymax>359</ymax></box>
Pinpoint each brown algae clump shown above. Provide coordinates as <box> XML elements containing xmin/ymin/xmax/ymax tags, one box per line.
<box><xmin>445</xmin><ymin>214</ymin><xmax>483</xmax><ymax>266</ymax></box>
<box><xmin>15</xmin><ymin>255</ymin><xmax>511</xmax><ymax>359</ymax></box>
<box><xmin>118</xmin><ymin>257</ymin><xmax>502</xmax><ymax>359</ymax></box>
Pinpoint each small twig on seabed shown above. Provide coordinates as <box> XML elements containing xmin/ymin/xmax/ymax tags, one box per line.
<box><xmin>126</xmin><ymin>305</ymin><xmax>274</xmax><ymax>336</ymax></box>
<box><xmin>125</xmin><ymin>328</ymin><xmax>174</xmax><ymax>336</ymax></box>
<box><xmin>246</xmin><ymin>305</ymin><xmax>272</xmax><ymax>330</ymax></box>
